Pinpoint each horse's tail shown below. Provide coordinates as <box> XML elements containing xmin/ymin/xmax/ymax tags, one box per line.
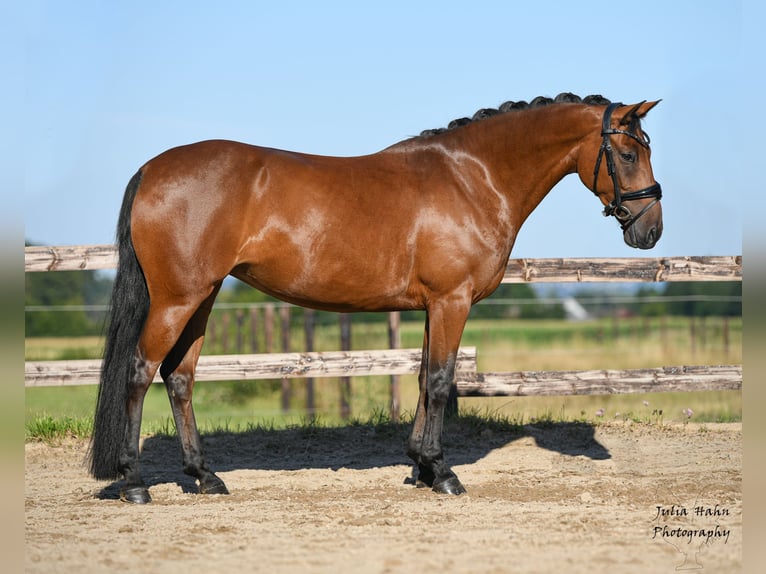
<box><xmin>87</xmin><ymin>169</ymin><xmax>149</xmax><ymax>480</ymax></box>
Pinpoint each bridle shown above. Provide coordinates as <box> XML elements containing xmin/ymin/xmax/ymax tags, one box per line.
<box><xmin>593</xmin><ymin>102</ymin><xmax>662</xmax><ymax>231</ymax></box>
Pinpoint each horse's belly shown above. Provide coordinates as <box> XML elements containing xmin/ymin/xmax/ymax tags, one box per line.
<box><xmin>230</xmin><ymin>247</ymin><xmax>420</xmax><ymax>313</ymax></box>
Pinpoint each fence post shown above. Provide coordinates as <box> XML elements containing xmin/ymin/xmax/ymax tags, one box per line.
<box><xmin>208</xmin><ymin>316</ymin><xmax>217</xmax><ymax>350</ymax></box>
<box><xmin>236</xmin><ymin>310</ymin><xmax>245</xmax><ymax>354</ymax></box>
<box><xmin>339</xmin><ymin>313</ymin><xmax>352</xmax><ymax>420</ymax></box>
<box><xmin>690</xmin><ymin>316</ymin><xmax>697</xmax><ymax>357</ymax></box>
<box><xmin>249</xmin><ymin>307</ymin><xmax>259</xmax><ymax>353</ymax></box>
<box><xmin>304</xmin><ymin>309</ymin><xmax>316</xmax><ymax>417</ymax></box>
<box><xmin>221</xmin><ymin>312</ymin><xmax>231</xmax><ymax>354</ymax></box>
<box><xmin>264</xmin><ymin>304</ymin><xmax>275</xmax><ymax>353</ymax></box>
<box><xmin>280</xmin><ymin>305</ymin><xmax>291</xmax><ymax>413</ymax></box>
<box><xmin>387</xmin><ymin>311</ymin><xmax>401</xmax><ymax>422</ymax></box>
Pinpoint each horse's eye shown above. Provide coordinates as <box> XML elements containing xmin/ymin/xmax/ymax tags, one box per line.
<box><xmin>620</xmin><ymin>152</ymin><xmax>636</xmax><ymax>163</ymax></box>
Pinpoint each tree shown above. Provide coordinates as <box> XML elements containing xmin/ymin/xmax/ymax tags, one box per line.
<box><xmin>469</xmin><ymin>283</ymin><xmax>564</xmax><ymax>320</ymax></box>
<box><xmin>633</xmin><ymin>285</ymin><xmax>665</xmax><ymax>317</ymax></box>
<box><xmin>662</xmin><ymin>281</ymin><xmax>741</xmax><ymax>317</ymax></box>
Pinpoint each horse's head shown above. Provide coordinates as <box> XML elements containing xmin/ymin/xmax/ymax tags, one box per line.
<box><xmin>578</xmin><ymin>101</ymin><xmax>663</xmax><ymax>249</ymax></box>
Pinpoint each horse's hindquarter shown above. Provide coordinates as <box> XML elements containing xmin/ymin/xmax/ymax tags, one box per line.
<box><xmin>133</xmin><ymin>140</ymin><xmax>511</xmax><ymax>312</ymax></box>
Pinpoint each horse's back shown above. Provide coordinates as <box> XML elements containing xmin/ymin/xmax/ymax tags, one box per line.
<box><xmin>129</xmin><ymin>141</ymin><xmax>410</xmax><ymax>306</ymax></box>
<box><xmin>129</xmin><ymin>138</ymin><xmax>508</xmax><ymax>311</ymax></box>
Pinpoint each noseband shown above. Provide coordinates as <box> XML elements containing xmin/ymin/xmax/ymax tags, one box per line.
<box><xmin>593</xmin><ymin>102</ymin><xmax>662</xmax><ymax>231</ymax></box>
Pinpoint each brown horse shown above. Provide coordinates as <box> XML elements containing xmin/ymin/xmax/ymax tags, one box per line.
<box><xmin>89</xmin><ymin>93</ymin><xmax>662</xmax><ymax>503</ymax></box>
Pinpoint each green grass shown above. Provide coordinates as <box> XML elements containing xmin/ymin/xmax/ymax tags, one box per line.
<box><xmin>26</xmin><ymin>415</ymin><xmax>94</xmax><ymax>441</ymax></box>
<box><xmin>25</xmin><ymin>316</ymin><xmax>742</xmax><ymax>440</ymax></box>
<box><xmin>25</xmin><ymin>395</ymin><xmax>737</xmax><ymax>444</ymax></box>
<box><xmin>464</xmin><ymin>390</ymin><xmax>741</xmax><ymax>426</ymax></box>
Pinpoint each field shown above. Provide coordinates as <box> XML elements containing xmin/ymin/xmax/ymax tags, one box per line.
<box><xmin>25</xmin><ymin>316</ymin><xmax>742</xmax><ymax>436</ymax></box>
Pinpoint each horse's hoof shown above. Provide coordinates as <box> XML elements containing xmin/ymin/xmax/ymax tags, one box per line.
<box><xmin>120</xmin><ymin>486</ymin><xmax>151</xmax><ymax>504</ymax></box>
<box><xmin>199</xmin><ymin>477</ymin><xmax>229</xmax><ymax>495</ymax></box>
<box><xmin>416</xmin><ymin>466</ymin><xmax>435</xmax><ymax>489</ymax></box>
<box><xmin>432</xmin><ymin>476</ymin><xmax>467</xmax><ymax>496</ymax></box>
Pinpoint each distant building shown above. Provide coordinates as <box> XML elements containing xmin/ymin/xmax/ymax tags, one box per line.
<box><xmin>562</xmin><ymin>297</ymin><xmax>590</xmax><ymax>321</ymax></box>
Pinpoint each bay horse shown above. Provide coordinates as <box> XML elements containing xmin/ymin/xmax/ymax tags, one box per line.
<box><xmin>88</xmin><ymin>93</ymin><xmax>663</xmax><ymax>503</ymax></box>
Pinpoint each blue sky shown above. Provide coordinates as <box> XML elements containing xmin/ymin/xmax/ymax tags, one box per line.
<box><xmin>20</xmin><ymin>0</ymin><xmax>744</xmax><ymax>259</ymax></box>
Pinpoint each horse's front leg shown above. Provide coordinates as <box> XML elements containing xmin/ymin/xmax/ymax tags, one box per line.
<box><xmin>407</xmin><ymin>319</ymin><xmax>432</xmax><ymax>486</ymax></box>
<box><xmin>408</xmin><ymin>297</ymin><xmax>470</xmax><ymax>495</ymax></box>
<box><xmin>419</xmin><ymin>356</ymin><xmax>466</xmax><ymax>495</ymax></box>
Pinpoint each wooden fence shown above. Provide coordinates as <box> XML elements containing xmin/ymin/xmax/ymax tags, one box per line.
<box><xmin>25</xmin><ymin>245</ymin><xmax>742</xmax><ymax>283</ymax></box>
<box><xmin>25</xmin><ymin>246</ymin><xmax>742</xmax><ymax>417</ymax></box>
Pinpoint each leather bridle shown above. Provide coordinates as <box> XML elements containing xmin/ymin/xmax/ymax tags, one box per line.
<box><xmin>593</xmin><ymin>102</ymin><xmax>662</xmax><ymax>231</ymax></box>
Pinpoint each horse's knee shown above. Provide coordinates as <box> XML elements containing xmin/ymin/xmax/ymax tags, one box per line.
<box><xmin>164</xmin><ymin>372</ymin><xmax>194</xmax><ymax>402</ymax></box>
<box><xmin>126</xmin><ymin>353</ymin><xmax>154</xmax><ymax>395</ymax></box>
<box><xmin>426</xmin><ymin>360</ymin><xmax>455</xmax><ymax>406</ymax></box>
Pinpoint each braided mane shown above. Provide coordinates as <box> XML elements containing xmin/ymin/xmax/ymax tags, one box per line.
<box><xmin>418</xmin><ymin>92</ymin><xmax>612</xmax><ymax>137</ymax></box>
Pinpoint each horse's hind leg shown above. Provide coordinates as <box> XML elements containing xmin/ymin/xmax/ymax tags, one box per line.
<box><xmin>120</xmin><ymin>293</ymin><xmax>217</xmax><ymax>503</ymax></box>
<box><xmin>119</xmin><ymin>348</ymin><xmax>158</xmax><ymax>503</ymax></box>
<box><xmin>160</xmin><ymin>284</ymin><xmax>228</xmax><ymax>495</ymax></box>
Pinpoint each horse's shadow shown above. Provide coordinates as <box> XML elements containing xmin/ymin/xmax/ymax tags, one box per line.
<box><xmin>95</xmin><ymin>419</ymin><xmax>611</xmax><ymax>499</ymax></box>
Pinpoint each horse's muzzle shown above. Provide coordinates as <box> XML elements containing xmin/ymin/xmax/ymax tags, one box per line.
<box><xmin>623</xmin><ymin>220</ymin><xmax>662</xmax><ymax>249</ymax></box>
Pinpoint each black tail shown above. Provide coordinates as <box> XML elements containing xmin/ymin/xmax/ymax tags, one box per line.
<box><xmin>88</xmin><ymin>170</ymin><xmax>150</xmax><ymax>480</ymax></box>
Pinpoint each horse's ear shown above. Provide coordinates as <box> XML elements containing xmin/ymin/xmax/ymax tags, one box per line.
<box><xmin>619</xmin><ymin>100</ymin><xmax>661</xmax><ymax>124</ymax></box>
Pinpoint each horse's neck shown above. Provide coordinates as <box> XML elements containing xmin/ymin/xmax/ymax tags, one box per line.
<box><xmin>440</xmin><ymin>104</ymin><xmax>598</xmax><ymax>229</ymax></box>
<box><xmin>473</xmin><ymin>106</ymin><xmax>592</xmax><ymax>224</ymax></box>
<box><xmin>387</xmin><ymin>104</ymin><xmax>595</xmax><ymax>232</ymax></box>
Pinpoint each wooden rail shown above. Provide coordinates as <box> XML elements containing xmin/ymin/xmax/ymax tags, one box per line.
<box><xmin>25</xmin><ymin>347</ymin><xmax>478</xmax><ymax>388</ymax></box>
<box><xmin>24</xmin><ymin>244</ymin><xmax>742</xmax><ymax>283</ymax></box>
<box><xmin>456</xmin><ymin>365</ymin><xmax>742</xmax><ymax>397</ymax></box>
<box><xmin>502</xmin><ymin>255</ymin><xmax>742</xmax><ymax>283</ymax></box>
<box><xmin>24</xmin><ymin>348</ymin><xmax>741</xmax><ymax>395</ymax></box>
<box><xmin>25</xmin><ymin>244</ymin><xmax>118</xmax><ymax>272</ymax></box>
<box><xmin>24</xmin><ymin>245</ymin><xmax>743</xmax><ymax>400</ymax></box>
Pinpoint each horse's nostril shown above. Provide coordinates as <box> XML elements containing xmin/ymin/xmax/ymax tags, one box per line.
<box><xmin>643</xmin><ymin>225</ymin><xmax>663</xmax><ymax>248</ymax></box>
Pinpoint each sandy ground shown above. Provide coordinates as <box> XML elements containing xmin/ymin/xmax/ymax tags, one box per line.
<box><xmin>25</xmin><ymin>421</ymin><xmax>741</xmax><ymax>573</ymax></box>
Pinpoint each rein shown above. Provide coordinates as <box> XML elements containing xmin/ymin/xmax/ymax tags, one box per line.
<box><xmin>593</xmin><ymin>102</ymin><xmax>662</xmax><ymax>231</ymax></box>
